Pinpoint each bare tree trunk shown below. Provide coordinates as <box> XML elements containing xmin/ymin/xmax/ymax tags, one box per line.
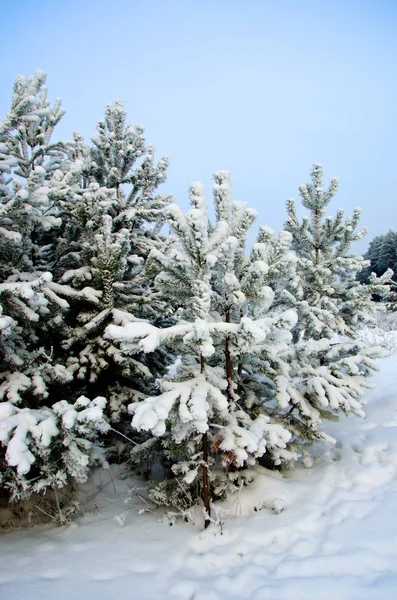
<box><xmin>200</xmin><ymin>354</ymin><xmax>211</xmax><ymax>528</ymax></box>
<box><xmin>225</xmin><ymin>309</ymin><xmax>233</xmax><ymax>403</ymax></box>
<box><xmin>236</xmin><ymin>308</ymin><xmax>244</xmax><ymax>395</ymax></box>
<box><xmin>202</xmin><ymin>431</ymin><xmax>211</xmax><ymax>529</ymax></box>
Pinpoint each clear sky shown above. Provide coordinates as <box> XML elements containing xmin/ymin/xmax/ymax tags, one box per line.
<box><xmin>2</xmin><ymin>0</ymin><xmax>396</xmax><ymax>252</ymax></box>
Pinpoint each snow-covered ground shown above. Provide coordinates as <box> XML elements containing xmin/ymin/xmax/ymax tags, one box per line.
<box><xmin>1</xmin><ymin>352</ymin><xmax>397</xmax><ymax>600</ymax></box>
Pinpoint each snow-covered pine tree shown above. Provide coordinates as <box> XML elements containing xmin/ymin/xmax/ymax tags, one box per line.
<box><xmin>208</xmin><ymin>172</ymin><xmax>299</xmax><ymax>473</ymax></box>
<box><xmin>278</xmin><ymin>164</ymin><xmax>390</xmax><ymax>457</ymax></box>
<box><xmin>0</xmin><ymin>71</ymin><xmax>109</xmax><ymax>510</ymax></box>
<box><xmin>86</xmin><ymin>98</ymin><xmax>170</xmax><ymax>248</ymax></box>
<box><xmin>0</xmin><ymin>70</ymin><xmax>74</xmax><ymax>407</ymax></box>
<box><xmin>284</xmin><ymin>164</ymin><xmax>392</xmax><ymax>336</ymax></box>
<box><xmin>0</xmin><ymin>395</ymin><xmax>110</xmax><ymax>517</ymax></box>
<box><xmin>106</xmin><ymin>174</ymin><xmax>298</xmax><ymax>525</ymax></box>
<box><xmin>50</xmin><ymin>101</ymin><xmax>172</xmax><ymax>430</ymax></box>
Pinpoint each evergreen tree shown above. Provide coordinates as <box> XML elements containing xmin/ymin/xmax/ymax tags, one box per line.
<box><xmin>2</xmin><ymin>70</ymin><xmax>394</xmax><ymax>527</ymax></box>
<box><xmin>374</xmin><ymin>231</ymin><xmax>397</xmax><ymax>278</ymax></box>
<box><xmin>49</xmin><ymin>100</ymin><xmax>172</xmax><ymax>428</ymax></box>
<box><xmin>0</xmin><ymin>395</ymin><xmax>109</xmax><ymax>510</ymax></box>
<box><xmin>359</xmin><ymin>230</ymin><xmax>397</xmax><ymax>284</ymax></box>
<box><xmin>279</xmin><ymin>164</ymin><xmax>390</xmax><ymax>456</ymax></box>
<box><xmin>0</xmin><ymin>70</ymin><xmax>73</xmax><ymax>406</ymax></box>
<box><xmin>106</xmin><ymin>173</ymin><xmax>298</xmax><ymax>525</ymax></box>
<box><xmin>0</xmin><ymin>71</ymin><xmax>109</xmax><ymax>509</ymax></box>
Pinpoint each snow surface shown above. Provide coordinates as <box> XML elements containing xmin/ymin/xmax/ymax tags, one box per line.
<box><xmin>1</xmin><ymin>354</ymin><xmax>397</xmax><ymax>599</ymax></box>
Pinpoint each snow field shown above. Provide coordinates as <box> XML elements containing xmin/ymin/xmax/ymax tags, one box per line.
<box><xmin>1</xmin><ymin>354</ymin><xmax>397</xmax><ymax>600</ymax></box>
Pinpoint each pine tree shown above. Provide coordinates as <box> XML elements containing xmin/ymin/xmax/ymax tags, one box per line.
<box><xmin>279</xmin><ymin>164</ymin><xmax>390</xmax><ymax>457</ymax></box>
<box><xmin>49</xmin><ymin>100</ymin><xmax>172</xmax><ymax>430</ymax></box>
<box><xmin>86</xmin><ymin>98</ymin><xmax>170</xmax><ymax>236</ymax></box>
<box><xmin>0</xmin><ymin>395</ymin><xmax>109</xmax><ymax>510</ymax></box>
<box><xmin>208</xmin><ymin>172</ymin><xmax>299</xmax><ymax>471</ymax></box>
<box><xmin>106</xmin><ymin>173</ymin><xmax>298</xmax><ymax>525</ymax></box>
<box><xmin>0</xmin><ymin>71</ymin><xmax>109</xmax><ymax>509</ymax></box>
<box><xmin>0</xmin><ymin>70</ymin><xmax>74</xmax><ymax>407</ymax></box>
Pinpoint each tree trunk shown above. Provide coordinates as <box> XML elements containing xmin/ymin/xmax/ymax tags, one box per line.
<box><xmin>225</xmin><ymin>309</ymin><xmax>233</xmax><ymax>402</ymax></box>
<box><xmin>202</xmin><ymin>431</ymin><xmax>211</xmax><ymax>528</ymax></box>
<box><xmin>200</xmin><ymin>354</ymin><xmax>211</xmax><ymax>528</ymax></box>
<box><xmin>236</xmin><ymin>308</ymin><xmax>244</xmax><ymax>394</ymax></box>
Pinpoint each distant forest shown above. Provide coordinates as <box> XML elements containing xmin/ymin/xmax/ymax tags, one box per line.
<box><xmin>359</xmin><ymin>231</ymin><xmax>397</xmax><ymax>284</ymax></box>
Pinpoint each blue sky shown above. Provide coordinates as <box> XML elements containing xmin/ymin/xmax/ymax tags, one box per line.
<box><xmin>2</xmin><ymin>0</ymin><xmax>397</xmax><ymax>252</ymax></box>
